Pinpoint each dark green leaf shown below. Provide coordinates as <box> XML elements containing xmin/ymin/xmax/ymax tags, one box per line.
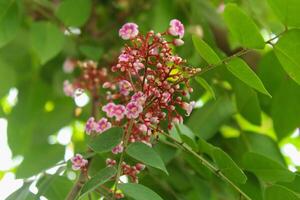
<box><xmin>119</xmin><ymin>183</ymin><xmax>164</xmax><ymax>200</ymax></box>
<box><xmin>127</xmin><ymin>142</ymin><xmax>168</xmax><ymax>174</ymax></box>
<box><xmin>31</xmin><ymin>22</ymin><xmax>65</xmax><ymax>64</ymax></box>
<box><xmin>243</xmin><ymin>152</ymin><xmax>295</xmax><ymax>182</ymax></box>
<box><xmin>88</xmin><ymin>127</ymin><xmax>123</xmax><ymax>153</ymax></box>
<box><xmin>212</xmin><ymin>148</ymin><xmax>247</xmax><ymax>184</ymax></box>
<box><xmin>223</xmin><ymin>4</ymin><xmax>265</xmax><ymax>49</ymax></box>
<box><xmin>272</xmin><ymin>79</ymin><xmax>300</xmax><ymax>139</ymax></box>
<box><xmin>274</xmin><ymin>29</ymin><xmax>300</xmax><ymax>85</ymax></box>
<box><xmin>267</xmin><ymin>0</ymin><xmax>300</xmax><ymax>27</ymax></box>
<box><xmin>195</xmin><ymin>77</ymin><xmax>216</xmax><ymax>100</ymax></box>
<box><xmin>80</xmin><ymin>167</ymin><xmax>117</xmax><ymax>198</ymax></box>
<box><xmin>56</xmin><ymin>0</ymin><xmax>92</xmax><ymax>27</ymax></box>
<box><xmin>0</xmin><ymin>0</ymin><xmax>21</xmax><ymax>48</ymax></box>
<box><xmin>226</xmin><ymin>57</ymin><xmax>271</xmax><ymax>97</ymax></box>
<box><xmin>187</xmin><ymin>96</ymin><xmax>236</xmax><ymax>140</ymax></box>
<box><xmin>265</xmin><ymin>185</ymin><xmax>300</xmax><ymax>200</ymax></box>
<box><xmin>192</xmin><ymin>35</ymin><xmax>221</xmax><ymax>65</ymax></box>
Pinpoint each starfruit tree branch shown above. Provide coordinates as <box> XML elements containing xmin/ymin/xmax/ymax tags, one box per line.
<box><xmin>159</xmin><ymin>130</ymin><xmax>252</xmax><ymax>200</ymax></box>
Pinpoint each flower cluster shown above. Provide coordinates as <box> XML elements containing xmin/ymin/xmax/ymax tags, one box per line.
<box><xmin>71</xmin><ymin>154</ymin><xmax>88</xmax><ymax>171</ymax></box>
<box><xmin>71</xmin><ymin>19</ymin><xmax>199</xmax><ymax>195</ymax></box>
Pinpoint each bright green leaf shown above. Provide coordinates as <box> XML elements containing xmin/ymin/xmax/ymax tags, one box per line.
<box><xmin>226</xmin><ymin>57</ymin><xmax>271</xmax><ymax>97</ymax></box>
<box><xmin>274</xmin><ymin>29</ymin><xmax>300</xmax><ymax>85</ymax></box>
<box><xmin>223</xmin><ymin>4</ymin><xmax>265</xmax><ymax>49</ymax></box>
<box><xmin>0</xmin><ymin>59</ymin><xmax>15</xmax><ymax>97</ymax></box>
<box><xmin>31</xmin><ymin>22</ymin><xmax>65</xmax><ymax>64</ymax></box>
<box><xmin>127</xmin><ymin>142</ymin><xmax>168</xmax><ymax>175</ymax></box>
<box><xmin>119</xmin><ymin>183</ymin><xmax>164</xmax><ymax>200</ymax></box>
<box><xmin>195</xmin><ymin>77</ymin><xmax>216</xmax><ymax>100</ymax></box>
<box><xmin>192</xmin><ymin>35</ymin><xmax>221</xmax><ymax>65</ymax></box>
<box><xmin>267</xmin><ymin>0</ymin><xmax>300</xmax><ymax>28</ymax></box>
<box><xmin>0</xmin><ymin>0</ymin><xmax>21</xmax><ymax>48</ymax></box>
<box><xmin>56</xmin><ymin>0</ymin><xmax>92</xmax><ymax>27</ymax></box>
<box><xmin>265</xmin><ymin>185</ymin><xmax>300</xmax><ymax>200</ymax></box>
<box><xmin>80</xmin><ymin>167</ymin><xmax>117</xmax><ymax>198</ymax></box>
<box><xmin>88</xmin><ymin>127</ymin><xmax>123</xmax><ymax>153</ymax></box>
<box><xmin>243</xmin><ymin>152</ymin><xmax>295</xmax><ymax>182</ymax></box>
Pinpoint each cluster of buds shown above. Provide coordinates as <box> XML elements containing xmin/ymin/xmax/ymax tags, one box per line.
<box><xmin>70</xmin><ymin>19</ymin><xmax>199</xmax><ymax>194</ymax></box>
<box><xmin>63</xmin><ymin>60</ymin><xmax>109</xmax><ymax>98</ymax></box>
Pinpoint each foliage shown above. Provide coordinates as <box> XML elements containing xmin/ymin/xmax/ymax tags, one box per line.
<box><xmin>1</xmin><ymin>0</ymin><xmax>300</xmax><ymax>200</ymax></box>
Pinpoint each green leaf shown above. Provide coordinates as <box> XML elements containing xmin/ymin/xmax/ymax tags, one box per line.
<box><xmin>239</xmin><ymin>173</ymin><xmax>263</xmax><ymax>200</ymax></box>
<box><xmin>271</xmin><ymin>79</ymin><xmax>300</xmax><ymax>139</ymax></box>
<box><xmin>56</xmin><ymin>0</ymin><xmax>92</xmax><ymax>27</ymax></box>
<box><xmin>187</xmin><ymin>96</ymin><xmax>236</xmax><ymax>140</ymax></box>
<box><xmin>243</xmin><ymin>152</ymin><xmax>295</xmax><ymax>182</ymax></box>
<box><xmin>127</xmin><ymin>142</ymin><xmax>168</xmax><ymax>175</ymax></box>
<box><xmin>119</xmin><ymin>183</ymin><xmax>164</xmax><ymax>200</ymax></box>
<box><xmin>195</xmin><ymin>77</ymin><xmax>216</xmax><ymax>100</ymax></box>
<box><xmin>80</xmin><ymin>167</ymin><xmax>117</xmax><ymax>198</ymax></box>
<box><xmin>233</xmin><ymin>80</ymin><xmax>261</xmax><ymax>125</ymax></box>
<box><xmin>175</xmin><ymin>124</ymin><xmax>198</xmax><ymax>151</ymax></box>
<box><xmin>274</xmin><ymin>29</ymin><xmax>300</xmax><ymax>85</ymax></box>
<box><xmin>279</xmin><ymin>174</ymin><xmax>300</xmax><ymax>195</ymax></box>
<box><xmin>36</xmin><ymin>174</ymin><xmax>73</xmax><ymax>200</ymax></box>
<box><xmin>88</xmin><ymin>127</ymin><xmax>123</xmax><ymax>153</ymax></box>
<box><xmin>265</xmin><ymin>185</ymin><xmax>300</xmax><ymax>200</ymax></box>
<box><xmin>0</xmin><ymin>59</ymin><xmax>15</xmax><ymax>97</ymax></box>
<box><xmin>223</xmin><ymin>4</ymin><xmax>265</xmax><ymax>49</ymax></box>
<box><xmin>79</xmin><ymin>45</ymin><xmax>103</xmax><ymax>61</ymax></box>
<box><xmin>6</xmin><ymin>182</ymin><xmax>35</xmax><ymax>200</ymax></box>
<box><xmin>267</xmin><ymin>0</ymin><xmax>300</xmax><ymax>28</ymax></box>
<box><xmin>212</xmin><ymin>148</ymin><xmax>247</xmax><ymax>184</ymax></box>
<box><xmin>226</xmin><ymin>57</ymin><xmax>271</xmax><ymax>97</ymax></box>
<box><xmin>192</xmin><ymin>35</ymin><xmax>221</xmax><ymax>65</ymax></box>
<box><xmin>31</xmin><ymin>22</ymin><xmax>65</xmax><ymax>64</ymax></box>
<box><xmin>0</xmin><ymin>0</ymin><xmax>21</xmax><ymax>48</ymax></box>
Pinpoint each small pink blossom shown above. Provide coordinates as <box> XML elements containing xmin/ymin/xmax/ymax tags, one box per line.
<box><xmin>106</xmin><ymin>158</ymin><xmax>116</xmax><ymax>167</ymax></box>
<box><xmin>168</xmin><ymin>19</ymin><xmax>184</xmax><ymax>38</ymax></box>
<box><xmin>161</xmin><ymin>92</ymin><xmax>171</xmax><ymax>103</ymax></box>
<box><xmin>173</xmin><ymin>38</ymin><xmax>184</xmax><ymax>46</ymax></box>
<box><xmin>112</xmin><ymin>104</ymin><xmax>126</xmax><ymax>121</ymax></box>
<box><xmin>119</xmin><ymin>80</ymin><xmax>133</xmax><ymax>96</ymax></box>
<box><xmin>119</xmin><ymin>22</ymin><xmax>139</xmax><ymax>40</ymax></box>
<box><xmin>95</xmin><ymin>117</ymin><xmax>112</xmax><ymax>133</ymax></box>
<box><xmin>126</xmin><ymin>101</ymin><xmax>143</xmax><ymax>119</ymax></box>
<box><xmin>102</xmin><ymin>102</ymin><xmax>116</xmax><ymax>118</ymax></box>
<box><xmin>112</xmin><ymin>143</ymin><xmax>124</xmax><ymax>154</ymax></box>
<box><xmin>63</xmin><ymin>80</ymin><xmax>75</xmax><ymax>97</ymax></box>
<box><xmin>135</xmin><ymin>163</ymin><xmax>146</xmax><ymax>171</ymax></box>
<box><xmin>172</xmin><ymin>115</ymin><xmax>183</xmax><ymax>124</ymax></box>
<box><xmin>138</xmin><ymin>124</ymin><xmax>148</xmax><ymax>133</ymax></box>
<box><xmin>131</xmin><ymin>92</ymin><xmax>146</xmax><ymax>105</ymax></box>
<box><xmin>85</xmin><ymin>117</ymin><xmax>97</xmax><ymax>135</ymax></box>
<box><xmin>71</xmin><ymin>154</ymin><xmax>88</xmax><ymax>170</ymax></box>
<box><xmin>118</xmin><ymin>53</ymin><xmax>132</xmax><ymax>62</ymax></box>
<box><xmin>182</xmin><ymin>101</ymin><xmax>196</xmax><ymax>116</ymax></box>
<box><xmin>63</xmin><ymin>58</ymin><xmax>75</xmax><ymax>73</ymax></box>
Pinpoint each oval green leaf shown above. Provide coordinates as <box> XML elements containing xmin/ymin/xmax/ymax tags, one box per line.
<box><xmin>195</xmin><ymin>77</ymin><xmax>216</xmax><ymax>100</ymax></box>
<box><xmin>223</xmin><ymin>4</ymin><xmax>265</xmax><ymax>49</ymax></box>
<box><xmin>56</xmin><ymin>0</ymin><xmax>92</xmax><ymax>27</ymax></box>
<box><xmin>243</xmin><ymin>152</ymin><xmax>295</xmax><ymax>182</ymax></box>
<box><xmin>192</xmin><ymin>35</ymin><xmax>221</xmax><ymax>65</ymax></box>
<box><xmin>265</xmin><ymin>185</ymin><xmax>300</xmax><ymax>200</ymax></box>
<box><xmin>274</xmin><ymin>29</ymin><xmax>300</xmax><ymax>86</ymax></box>
<box><xmin>80</xmin><ymin>167</ymin><xmax>117</xmax><ymax>198</ymax></box>
<box><xmin>88</xmin><ymin>127</ymin><xmax>123</xmax><ymax>153</ymax></box>
<box><xmin>126</xmin><ymin>142</ymin><xmax>168</xmax><ymax>175</ymax></box>
<box><xmin>226</xmin><ymin>57</ymin><xmax>271</xmax><ymax>97</ymax></box>
<box><xmin>119</xmin><ymin>183</ymin><xmax>164</xmax><ymax>200</ymax></box>
<box><xmin>31</xmin><ymin>22</ymin><xmax>65</xmax><ymax>64</ymax></box>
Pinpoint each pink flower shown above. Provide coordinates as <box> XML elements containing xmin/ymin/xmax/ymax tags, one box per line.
<box><xmin>135</xmin><ymin>163</ymin><xmax>146</xmax><ymax>171</ymax></box>
<box><xmin>131</xmin><ymin>92</ymin><xmax>146</xmax><ymax>105</ymax></box>
<box><xmin>71</xmin><ymin>154</ymin><xmax>88</xmax><ymax>170</ymax></box>
<box><xmin>172</xmin><ymin>115</ymin><xmax>183</xmax><ymax>124</ymax></box>
<box><xmin>106</xmin><ymin>158</ymin><xmax>116</xmax><ymax>167</ymax></box>
<box><xmin>102</xmin><ymin>102</ymin><xmax>116</xmax><ymax>118</ymax></box>
<box><xmin>119</xmin><ymin>22</ymin><xmax>139</xmax><ymax>40</ymax></box>
<box><xmin>95</xmin><ymin>117</ymin><xmax>112</xmax><ymax>133</ymax></box>
<box><xmin>112</xmin><ymin>143</ymin><xmax>124</xmax><ymax>154</ymax></box>
<box><xmin>112</xmin><ymin>104</ymin><xmax>126</xmax><ymax>121</ymax></box>
<box><xmin>138</xmin><ymin>124</ymin><xmax>148</xmax><ymax>133</ymax></box>
<box><xmin>168</xmin><ymin>19</ymin><xmax>184</xmax><ymax>38</ymax></box>
<box><xmin>161</xmin><ymin>92</ymin><xmax>171</xmax><ymax>103</ymax></box>
<box><xmin>173</xmin><ymin>38</ymin><xmax>184</xmax><ymax>46</ymax></box>
<box><xmin>85</xmin><ymin>117</ymin><xmax>97</xmax><ymax>135</ymax></box>
<box><xmin>119</xmin><ymin>80</ymin><xmax>133</xmax><ymax>96</ymax></box>
<box><xmin>182</xmin><ymin>101</ymin><xmax>196</xmax><ymax>116</ymax></box>
<box><xmin>63</xmin><ymin>80</ymin><xmax>75</xmax><ymax>97</ymax></box>
<box><xmin>118</xmin><ymin>53</ymin><xmax>132</xmax><ymax>62</ymax></box>
<box><xmin>63</xmin><ymin>58</ymin><xmax>75</xmax><ymax>73</ymax></box>
<box><xmin>126</xmin><ymin>101</ymin><xmax>143</xmax><ymax>119</ymax></box>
